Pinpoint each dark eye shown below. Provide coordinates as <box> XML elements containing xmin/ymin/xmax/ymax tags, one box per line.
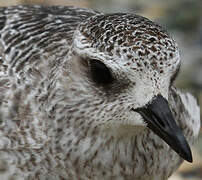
<box><xmin>89</xmin><ymin>59</ymin><xmax>113</xmax><ymax>85</ymax></box>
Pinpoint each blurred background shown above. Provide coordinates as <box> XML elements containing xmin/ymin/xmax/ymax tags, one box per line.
<box><xmin>0</xmin><ymin>0</ymin><xmax>201</xmax><ymax>179</ymax></box>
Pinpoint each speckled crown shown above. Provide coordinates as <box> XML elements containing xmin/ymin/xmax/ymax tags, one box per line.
<box><xmin>77</xmin><ymin>13</ymin><xmax>180</xmax><ymax>73</ymax></box>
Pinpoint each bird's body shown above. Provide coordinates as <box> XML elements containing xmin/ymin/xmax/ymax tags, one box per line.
<box><xmin>0</xmin><ymin>5</ymin><xmax>200</xmax><ymax>180</ymax></box>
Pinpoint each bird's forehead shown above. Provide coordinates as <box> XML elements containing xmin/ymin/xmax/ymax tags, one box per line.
<box><xmin>77</xmin><ymin>13</ymin><xmax>180</xmax><ymax>72</ymax></box>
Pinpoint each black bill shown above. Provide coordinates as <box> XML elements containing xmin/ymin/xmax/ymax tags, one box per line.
<box><xmin>132</xmin><ymin>94</ymin><xmax>193</xmax><ymax>163</ymax></box>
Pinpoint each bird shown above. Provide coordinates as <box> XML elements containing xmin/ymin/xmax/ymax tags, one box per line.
<box><xmin>0</xmin><ymin>5</ymin><xmax>200</xmax><ymax>180</ymax></box>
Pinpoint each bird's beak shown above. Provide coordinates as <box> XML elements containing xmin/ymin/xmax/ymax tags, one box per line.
<box><xmin>133</xmin><ymin>94</ymin><xmax>193</xmax><ymax>163</ymax></box>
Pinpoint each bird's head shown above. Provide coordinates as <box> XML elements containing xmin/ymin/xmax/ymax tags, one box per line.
<box><xmin>62</xmin><ymin>13</ymin><xmax>192</xmax><ymax>162</ymax></box>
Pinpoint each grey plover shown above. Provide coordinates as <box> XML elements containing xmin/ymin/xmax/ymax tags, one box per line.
<box><xmin>0</xmin><ymin>5</ymin><xmax>200</xmax><ymax>180</ymax></box>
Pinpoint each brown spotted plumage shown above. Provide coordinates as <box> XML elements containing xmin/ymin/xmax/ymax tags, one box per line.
<box><xmin>0</xmin><ymin>5</ymin><xmax>200</xmax><ymax>180</ymax></box>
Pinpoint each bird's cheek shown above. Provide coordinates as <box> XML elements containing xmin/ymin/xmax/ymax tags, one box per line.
<box><xmin>126</xmin><ymin>110</ymin><xmax>147</xmax><ymax>127</ymax></box>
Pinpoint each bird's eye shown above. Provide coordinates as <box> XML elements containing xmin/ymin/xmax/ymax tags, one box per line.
<box><xmin>89</xmin><ymin>59</ymin><xmax>114</xmax><ymax>85</ymax></box>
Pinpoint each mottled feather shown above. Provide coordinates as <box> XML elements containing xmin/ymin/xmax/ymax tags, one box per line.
<box><xmin>0</xmin><ymin>5</ymin><xmax>200</xmax><ymax>180</ymax></box>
